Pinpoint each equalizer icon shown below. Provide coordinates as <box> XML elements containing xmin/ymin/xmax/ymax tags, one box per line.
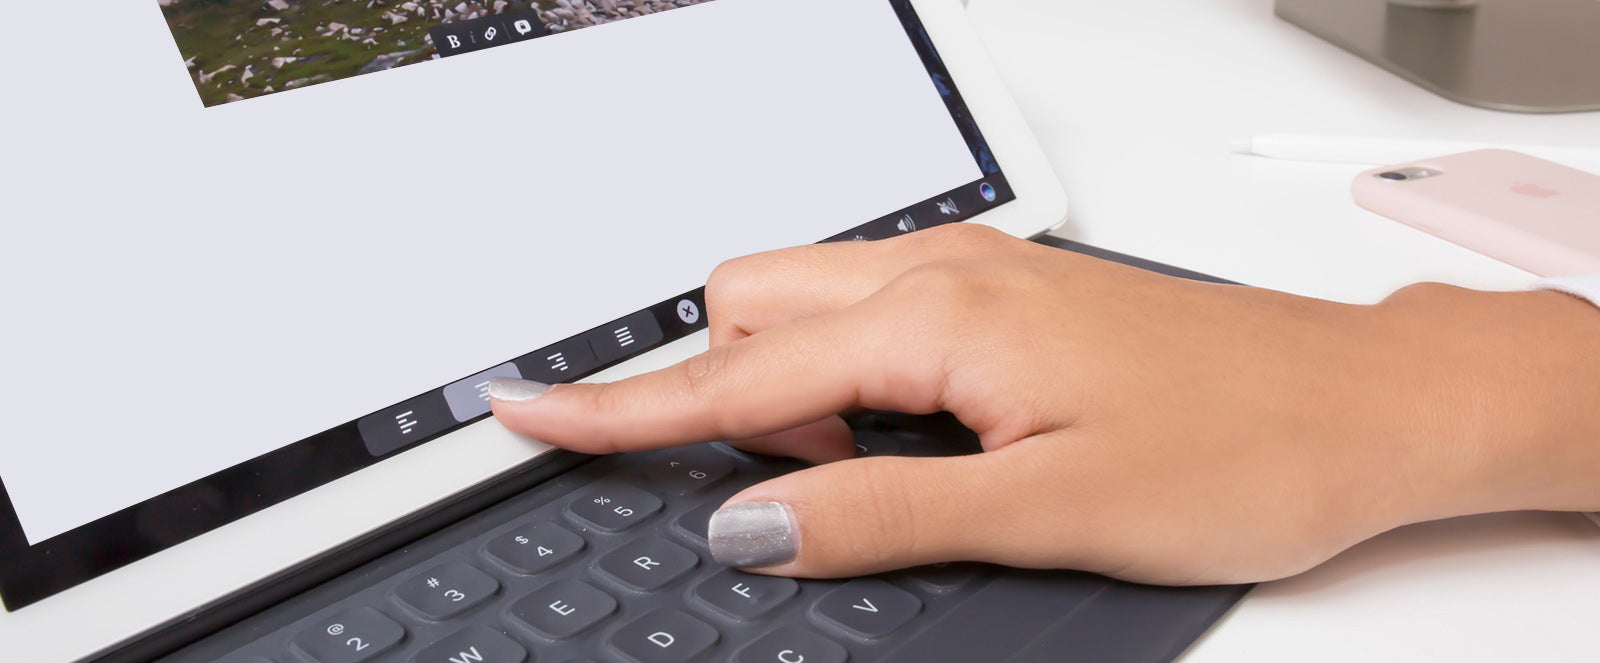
<box><xmin>395</xmin><ymin>411</ymin><xmax>419</xmax><ymax>435</ymax></box>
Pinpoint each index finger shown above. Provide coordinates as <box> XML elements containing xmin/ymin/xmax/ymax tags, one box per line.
<box><xmin>488</xmin><ymin>294</ymin><xmax>945</xmax><ymax>454</ymax></box>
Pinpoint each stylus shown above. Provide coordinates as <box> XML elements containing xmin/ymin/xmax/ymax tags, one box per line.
<box><xmin>1230</xmin><ymin>134</ymin><xmax>1600</xmax><ymax>173</ymax></box>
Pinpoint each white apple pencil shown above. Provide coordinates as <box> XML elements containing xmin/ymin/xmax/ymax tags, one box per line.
<box><xmin>1231</xmin><ymin>133</ymin><xmax>1600</xmax><ymax>173</ymax></box>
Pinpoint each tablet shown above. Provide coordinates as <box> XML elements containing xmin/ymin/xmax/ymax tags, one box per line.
<box><xmin>0</xmin><ymin>0</ymin><xmax>1067</xmax><ymax>659</ymax></box>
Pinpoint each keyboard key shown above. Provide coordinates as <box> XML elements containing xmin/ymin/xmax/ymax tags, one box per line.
<box><xmin>608</xmin><ymin>609</ymin><xmax>719</xmax><ymax>663</ymax></box>
<box><xmin>673</xmin><ymin>502</ymin><xmax>719</xmax><ymax>546</ymax></box>
<box><xmin>643</xmin><ymin>445</ymin><xmax>734</xmax><ymax>494</ymax></box>
<box><xmin>692</xmin><ymin>569</ymin><xmax>798</xmax><ymax>620</ymax></box>
<box><xmin>292</xmin><ymin>607</ymin><xmax>405</xmax><ymax>663</ymax></box>
<box><xmin>485</xmin><ymin>521</ymin><xmax>585</xmax><ymax>575</ymax></box>
<box><xmin>414</xmin><ymin>626</ymin><xmax>527</xmax><ymax>663</ymax></box>
<box><xmin>813</xmin><ymin>579</ymin><xmax>921</xmax><ymax>639</ymax></box>
<box><xmin>393</xmin><ymin>563</ymin><xmax>499</xmax><ymax>621</ymax></box>
<box><xmin>508</xmin><ymin>579</ymin><xmax>617</xmax><ymax>639</ymax></box>
<box><xmin>567</xmin><ymin>484</ymin><xmax>662</xmax><ymax>532</ymax></box>
<box><xmin>903</xmin><ymin>562</ymin><xmax>985</xmax><ymax>593</ymax></box>
<box><xmin>735</xmin><ymin>627</ymin><xmax>848</xmax><ymax>663</ymax></box>
<box><xmin>596</xmin><ymin>538</ymin><xmax>699</xmax><ymax>591</ymax></box>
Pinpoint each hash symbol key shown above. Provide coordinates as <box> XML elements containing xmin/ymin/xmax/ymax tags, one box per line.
<box><xmin>393</xmin><ymin>562</ymin><xmax>499</xmax><ymax>621</ymax></box>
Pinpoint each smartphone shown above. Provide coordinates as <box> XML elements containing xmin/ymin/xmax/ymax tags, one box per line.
<box><xmin>1352</xmin><ymin>149</ymin><xmax>1600</xmax><ymax>277</ymax></box>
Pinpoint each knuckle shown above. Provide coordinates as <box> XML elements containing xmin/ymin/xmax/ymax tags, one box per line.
<box><xmin>583</xmin><ymin>384</ymin><xmax>630</xmax><ymax>423</ymax></box>
<box><xmin>889</xmin><ymin>261</ymin><xmax>992</xmax><ymax>315</ymax></box>
<box><xmin>896</xmin><ymin>260</ymin><xmax>976</xmax><ymax>292</ymax></box>
<box><xmin>679</xmin><ymin>344</ymin><xmax>736</xmax><ymax>403</ymax></box>
<box><xmin>917</xmin><ymin>221</ymin><xmax>1006</xmax><ymax>249</ymax></box>
<box><xmin>1384</xmin><ymin>281</ymin><xmax>1467</xmax><ymax>304</ymax></box>
<box><xmin>705</xmin><ymin>258</ymin><xmax>753</xmax><ymax>310</ymax></box>
<box><xmin>1379</xmin><ymin>281</ymin><xmax>1478</xmax><ymax>318</ymax></box>
<box><xmin>706</xmin><ymin>251</ymin><xmax>804</xmax><ymax>335</ymax></box>
<box><xmin>832</xmin><ymin>460</ymin><xmax>921</xmax><ymax>566</ymax></box>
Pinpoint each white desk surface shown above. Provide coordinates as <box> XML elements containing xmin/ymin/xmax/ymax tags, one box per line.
<box><xmin>967</xmin><ymin>0</ymin><xmax>1600</xmax><ymax>660</ymax></box>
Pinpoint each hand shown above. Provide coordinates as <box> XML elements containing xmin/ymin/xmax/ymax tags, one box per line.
<box><xmin>490</xmin><ymin>224</ymin><xmax>1600</xmax><ymax>584</ymax></box>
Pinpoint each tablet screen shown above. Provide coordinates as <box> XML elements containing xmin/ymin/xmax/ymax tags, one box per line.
<box><xmin>0</xmin><ymin>0</ymin><xmax>1013</xmax><ymax>608</ymax></box>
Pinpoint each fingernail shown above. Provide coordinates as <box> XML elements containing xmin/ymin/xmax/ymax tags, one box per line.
<box><xmin>708</xmin><ymin>502</ymin><xmax>798</xmax><ymax>568</ymax></box>
<box><xmin>486</xmin><ymin>377</ymin><xmax>552</xmax><ymax>402</ymax></box>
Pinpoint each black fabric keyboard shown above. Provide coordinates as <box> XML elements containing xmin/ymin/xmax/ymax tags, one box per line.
<box><xmin>161</xmin><ymin>413</ymin><xmax>1242</xmax><ymax>663</ymax></box>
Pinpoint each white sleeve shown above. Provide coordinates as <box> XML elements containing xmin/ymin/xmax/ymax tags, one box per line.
<box><xmin>1531</xmin><ymin>276</ymin><xmax>1600</xmax><ymax>528</ymax></box>
<box><xmin>1533</xmin><ymin>275</ymin><xmax>1600</xmax><ymax>305</ymax></box>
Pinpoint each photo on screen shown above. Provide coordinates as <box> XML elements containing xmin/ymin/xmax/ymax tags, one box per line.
<box><xmin>158</xmin><ymin>0</ymin><xmax>715</xmax><ymax>107</ymax></box>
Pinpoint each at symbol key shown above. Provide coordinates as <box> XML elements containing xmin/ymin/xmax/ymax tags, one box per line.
<box><xmin>291</xmin><ymin>607</ymin><xmax>404</xmax><ymax>663</ymax></box>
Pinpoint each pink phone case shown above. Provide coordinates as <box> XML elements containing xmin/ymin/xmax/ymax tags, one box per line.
<box><xmin>1352</xmin><ymin>149</ymin><xmax>1600</xmax><ymax>277</ymax></box>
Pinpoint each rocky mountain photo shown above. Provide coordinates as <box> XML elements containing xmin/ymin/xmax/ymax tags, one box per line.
<box><xmin>158</xmin><ymin>0</ymin><xmax>714</xmax><ymax>107</ymax></box>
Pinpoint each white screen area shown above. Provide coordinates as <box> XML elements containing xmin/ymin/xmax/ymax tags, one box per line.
<box><xmin>0</xmin><ymin>0</ymin><xmax>980</xmax><ymax>544</ymax></box>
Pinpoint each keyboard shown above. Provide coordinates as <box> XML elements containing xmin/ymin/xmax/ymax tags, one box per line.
<box><xmin>150</xmin><ymin>240</ymin><xmax>1248</xmax><ymax>663</ymax></box>
<box><xmin>159</xmin><ymin>412</ymin><xmax>1243</xmax><ymax>663</ymax></box>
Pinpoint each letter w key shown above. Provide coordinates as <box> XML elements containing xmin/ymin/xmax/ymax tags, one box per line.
<box><xmin>415</xmin><ymin>626</ymin><xmax>527</xmax><ymax>663</ymax></box>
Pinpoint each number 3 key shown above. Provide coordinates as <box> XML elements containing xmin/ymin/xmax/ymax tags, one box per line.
<box><xmin>393</xmin><ymin>562</ymin><xmax>500</xmax><ymax>621</ymax></box>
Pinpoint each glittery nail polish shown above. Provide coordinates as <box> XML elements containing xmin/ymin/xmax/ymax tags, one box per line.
<box><xmin>708</xmin><ymin>502</ymin><xmax>799</xmax><ymax>568</ymax></box>
<box><xmin>486</xmin><ymin>377</ymin><xmax>552</xmax><ymax>402</ymax></box>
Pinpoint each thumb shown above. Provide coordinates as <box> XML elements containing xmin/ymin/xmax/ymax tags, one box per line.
<box><xmin>707</xmin><ymin>453</ymin><xmax>1012</xmax><ymax>578</ymax></box>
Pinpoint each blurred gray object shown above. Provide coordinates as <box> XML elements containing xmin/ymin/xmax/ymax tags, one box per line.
<box><xmin>1277</xmin><ymin>0</ymin><xmax>1600</xmax><ymax>113</ymax></box>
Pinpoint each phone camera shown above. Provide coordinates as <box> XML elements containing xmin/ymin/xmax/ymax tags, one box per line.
<box><xmin>1375</xmin><ymin>167</ymin><xmax>1442</xmax><ymax>182</ymax></box>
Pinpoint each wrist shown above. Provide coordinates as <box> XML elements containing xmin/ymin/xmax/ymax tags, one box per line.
<box><xmin>1375</xmin><ymin>285</ymin><xmax>1600</xmax><ymax>520</ymax></box>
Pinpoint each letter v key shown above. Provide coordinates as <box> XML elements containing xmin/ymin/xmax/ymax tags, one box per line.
<box><xmin>851</xmin><ymin>598</ymin><xmax>879</xmax><ymax>613</ymax></box>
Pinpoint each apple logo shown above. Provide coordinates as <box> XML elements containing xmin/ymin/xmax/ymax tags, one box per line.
<box><xmin>1511</xmin><ymin>181</ymin><xmax>1561</xmax><ymax>199</ymax></box>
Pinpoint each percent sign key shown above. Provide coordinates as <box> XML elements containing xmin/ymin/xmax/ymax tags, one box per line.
<box><xmin>571</xmin><ymin>487</ymin><xmax>661</xmax><ymax>531</ymax></box>
<box><xmin>601</xmin><ymin>496</ymin><xmax>635</xmax><ymax>518</ymax></box>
